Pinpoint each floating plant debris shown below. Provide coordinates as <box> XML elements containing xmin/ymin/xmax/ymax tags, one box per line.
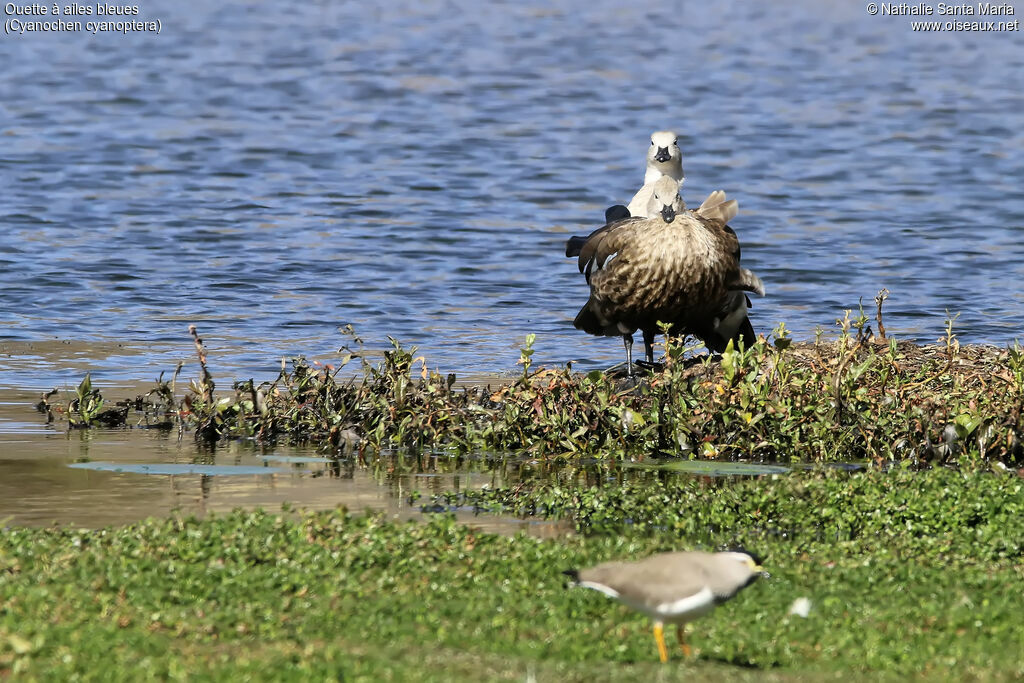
<box><xmin>68</xmin><ymin>462</ymin><xmax>288</xmax><ymax>476</ymax></box>
<box><xmin>257</xmin><ymin>455</ymin><xmax>336</xmax><ymax>464</ymax></box>
<box><xmin>623</xmin><ymin>460</ymin><xmax>791</xmax><ymax>476</ymax></box>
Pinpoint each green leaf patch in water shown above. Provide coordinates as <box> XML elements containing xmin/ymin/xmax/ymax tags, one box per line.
<box><xmin>625</xmin><ymin>459</ymin><xmax>791</xmax><ymax>476</ymax></box>
<box><xmin>68</xmin><ymin>462</ymin><xmax>288</xmax><ymax>475</ymax></box>
<box><xmin>257</xmin><ymin>455</ymin><xmax>336</xmax><ymax>464</ymax></box>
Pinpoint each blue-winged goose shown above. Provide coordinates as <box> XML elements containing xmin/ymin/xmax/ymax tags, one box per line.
<box><xmin>623</xmin><ymin>133</ymin><xmax>756</xmax><ymax>353</ymax></box>
<box><xmin>689</xmin><ymin>190</ymin><xmax>759</xmax><ymax>353</ymax></box>
<box><xmin>625</xmin><ymin>130</ymin><xmax>686</xmax><ymax>218</ymax></box>
<box><xmin>568</xmin><ymin>133</ymin><xmax>760</xmax><ymax>360</ymax></box>
<box><xmin>570</xmin><ymin>131</ymin><xmax>690</xmax><ymax>256</ymax></box>
<box><xmin>592</xmin><ymin>131</ymin><xmax>686</xmax><ymax>230</ymax></box>
<box><xmin>565</xmin><ymin>549</ymin><xmax>765</xmax><ymax>663</ymax></box>
<box><xmin>571</xmin><ymin>177</ymin><xmax>764</xmax><ymax>376</ymax></box>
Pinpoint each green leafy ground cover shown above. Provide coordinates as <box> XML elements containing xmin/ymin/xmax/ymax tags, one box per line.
<box><xmin>2</xmin><ymin>467</ymin><xmax>1021</xmax><ymax>681</ymax></box>
<box><xmin>38</xmin><ymin>320</ymin><xmax>1024</xmax><ymax>467</ymax></box>
<box><xmin>13</xmin><ymin>318</ymin><xmax>1024</xmax><ymax>679</ymax></box>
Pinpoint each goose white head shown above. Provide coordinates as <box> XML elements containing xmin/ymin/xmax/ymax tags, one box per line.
<box><xmin>646</xmin><ymin>176</ymin><xmax>686</xmax><ymax>223</ymax></box>
<box><xmin>645</xmin><ymin>130</ymin><xmax>684</xmax><ymax>184</ymax></box>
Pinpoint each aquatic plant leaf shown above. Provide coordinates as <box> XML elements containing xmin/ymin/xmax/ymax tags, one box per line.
<box><xmin>257</xmin><ymin>455</ymin><xmax>335</xmax><ymax>464</ymax></box>
<box><xmin>68</xmin><ymin>462</ymin><xmax>288</xmax><ymax>476</ymax></box>
<box><xmin>627</xmin><ymin>460</ymin><xmax>790</xmax><ymax>476</ymax></box>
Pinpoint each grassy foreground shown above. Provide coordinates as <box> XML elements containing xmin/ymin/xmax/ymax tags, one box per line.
<box><xmin>2</xmin><ymin>467</ymin><xmax>1022</xmax><ymax>681</ymax></box>
<box><xmin>14</xmin><ymin>316</ymin><xmax>1024</xmax><ymax>679</ymax></box>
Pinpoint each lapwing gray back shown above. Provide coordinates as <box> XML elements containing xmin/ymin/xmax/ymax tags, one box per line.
<box><xmin>575</xmin><ymin>551</ymin><xmax>762</xmax><ymax>608</ymax></box>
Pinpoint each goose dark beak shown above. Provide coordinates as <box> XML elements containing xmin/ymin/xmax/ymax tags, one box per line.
<box><xmin>660</xmin><ymin>205</ymin><xmax>676</xmax><ymax>223</ymax></box>
<box><xmin>654</xmin><ymin>147</ymin><xmax>671</xmax><ymax>163</ymax></box>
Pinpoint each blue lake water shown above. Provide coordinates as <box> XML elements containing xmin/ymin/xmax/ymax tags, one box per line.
<box><xmin>2</xmin><ymin>0</ymin><xmax>1023</xmax><ymax>390</ymax></box>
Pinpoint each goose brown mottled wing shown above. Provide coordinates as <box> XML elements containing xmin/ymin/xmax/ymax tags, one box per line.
<box><xmin>710</xmin><ymin>219</ymin><xmax>763</xmax><ymax>295</ymax></box>
<box><xmin>577</xmin><ymin>218</ymin><xmax>643</xmax><ymax>283</ymax></box>
<box><xmin>687</xmin><ymin>210</ymin><xmax>743</xmax><ymax>270</ymax></box>
<box><xmin>716</xmin><ymin>221</ymin><xmax>742</xmax><ymax>262</ymax></box>
<box><xmin>565</xmin><ymin>209</ymin><xmax>635</xmax><ymax>258</ymax></box>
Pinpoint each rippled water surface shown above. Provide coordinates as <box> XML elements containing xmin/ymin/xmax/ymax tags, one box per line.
<box><xmin>2</xmin><ymin>0</ymin><xmax>1023</xmax><ymax>391</ymax></box>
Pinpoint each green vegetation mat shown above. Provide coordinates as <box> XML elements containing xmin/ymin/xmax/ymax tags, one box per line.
<box><xmin>2</xmin><ymin>467</ymin><xmax>1021</xmax><ymax>681</ymax></box>
<box><xmin>12</xmin><ymin>317</ymin><xmax>1024</xmax><ymax>679</ymax></box>
<box><xmin>39</xmin><ymin>319</ymin><xmax>1024</xmax><ymax>467</ymax></box>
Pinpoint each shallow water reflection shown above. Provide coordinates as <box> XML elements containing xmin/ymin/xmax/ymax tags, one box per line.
<box><xmin>0</xmin><ymin>389</ymin><xmax>581</xmax><ymax>533</ymax></box>
<box><xmin>0</xmin><ymin>389</ymin><xmax>795</xmax><ymax>533</ymax></box>
<box><xmin>0</xmin><ymin>426</ymin><xmax>541</xmax><ymax>534</ymax></box>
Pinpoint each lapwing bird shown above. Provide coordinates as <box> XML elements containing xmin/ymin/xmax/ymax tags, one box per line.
<box><xmin>571</xmin><ymin>176</ymin><xmax>764</xmax><ymax>376</ymax></box>
<box><xmin>564</xmin><ymin>549</ymin><xmax>766</xmax><ymax>663</ymax></box>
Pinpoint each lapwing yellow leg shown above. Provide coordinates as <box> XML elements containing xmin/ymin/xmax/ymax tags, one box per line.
<box><xmin>676</xmin><ymin>624</ymin><xmax>691</xmax><ymax>657</ymax></box>
<box><xmin>653</xmin><ymin>622</ymin><xmax>669</xmax><ymax>663</ymax></box>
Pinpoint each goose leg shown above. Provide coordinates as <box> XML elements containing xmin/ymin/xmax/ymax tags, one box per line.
<box><xmin>737</xmin><ymin>315</ymin><xmax>756</xmax><ymax>349</ymax></box>
<box><xmin>642</xmin><ymin>329</ymin><xmax>656</xmax><ymax>364</ymax></box>
<box><xmin>622</xmin><ymin>333</ymin><xmax>635</xmax><ymax>377</ymax></box>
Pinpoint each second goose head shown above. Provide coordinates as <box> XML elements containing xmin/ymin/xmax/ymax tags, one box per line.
<box><xmin>647</xmin><ymin>176</ymin><xmax>686</xmax><ymax>223</ymax></box>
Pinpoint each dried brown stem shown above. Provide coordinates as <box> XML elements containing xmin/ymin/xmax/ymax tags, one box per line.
<box><xmin>875</xmin><ymin>288</ymin><xmax>890</xmax><ymax>341</ymax></box>
<box><xmin>188</xmin><ymin>324</ymin><xmax>214</xmax><ymax>405</ymax></box>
